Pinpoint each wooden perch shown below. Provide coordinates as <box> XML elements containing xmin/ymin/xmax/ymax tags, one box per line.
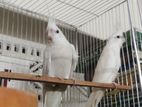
<box><xmin>0</xmin><ymin>72</ymin><xmax>130</xmax><ymax>90</ymax></box>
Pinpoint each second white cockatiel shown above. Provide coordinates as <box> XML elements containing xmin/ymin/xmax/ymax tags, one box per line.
<box><xmin>85</xmin><ymin>30</ymin><xmax>125</xmax><ymax>107</ymax></box>
<box><xmin>43</xmin><ymin>17</ymin><xmax>78</xmax><ymax>107</ymax></box>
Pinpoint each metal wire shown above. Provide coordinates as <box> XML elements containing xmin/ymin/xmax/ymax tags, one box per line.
<box><xmin>1</xmin><ymin>0</ymin><xmax>127</xmax><ymax>27</ymax></box>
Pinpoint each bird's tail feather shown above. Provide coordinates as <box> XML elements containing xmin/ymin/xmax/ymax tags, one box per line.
<box><xmin>44</xmin><ymin>91</ymin><xmax>62</xmax><ymax>107</ymax></box>
<box><xmin>85</xmin><ymin>89</ymin><xmax>104</xmax><ymax>107</ymax></box>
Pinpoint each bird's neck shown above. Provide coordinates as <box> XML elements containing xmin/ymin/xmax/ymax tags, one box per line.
<box><xmin>48</xmin><ymin>38</ymin><xmax>69</xmax><ymax>46</ymax></box>
<box><xmin>56</xmin><ymin>38</ymin><xmax>68</xmax><ymax>45</ymax></box>
<box><xmin>107</xmin><ymin>42</ymin><xmax>122</xmax><ymax>53</ymax></box>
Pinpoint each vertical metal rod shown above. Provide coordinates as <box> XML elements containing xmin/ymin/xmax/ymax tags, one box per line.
<box><xmin>70</xmin><ymin>30</ymin><xmax>73</xmax><ymax>106</ymax></box>
<box><xmin>103</xmin><ymin>13</ymin><xmax>107</xmax><ymax>107</ymax></box>
<box><xmin>2</xmin><ymin>4</ymin><xmax>5</xmax><ymax>33</ymax></box>
<box><xmin>25</xmin><ymin>12</ymin><xmax>28</xmax><ymax>41</ymax></box>
<box><xmin>98</xmin><ymin>15</ymin><xmax>103</xmax><ymax>107</ymax></box>
<box><xmin>42</xmin><ymin>20</ymin><xmax>45</xmax><ymax>44</ymax></box>
<box><xmin>137</xmin><ymin>0</ymin><xmax>142</xmax><ymax>27</ymax></box>
<box><xmin>38</xmin><ymin>19</ymin><xmax>41</xmax><ymax>43</ymax></box>
<box><xmin>34</xmin><ymin>17</ymin><xmax>37</xmax><ymax>42</ymax></box>
<box><xmin>68</xmin><ymin>27</ymin><xmax>71</xmax><ymax>107</ymax></box>
<box><xmin>21</xmin><ymin>11</ymin><xmax>23</xmax><ymax>39</ymax></box>
<box><xmin>67</xmin><ymin>27</ymin><xmax>70</xmax><ymax>107</ymax></box>
<box><xmin>30</xmin><ymin>13</ymin><xmax>33</xmax><ymax>41</ymax></box>
<box><xmin>122</xmin><ymin>3</ymin><xmax>131</xmax><ymax>107</ymax></box>
<box><xmin>127</xmin><ymin>1</ymin><xmax>142</xmax><ymax>107</ymax></box>
<box><xmin>6</xmin><ymin>7</ymin><xmax>9</xmax><ymax>35</ymax></box>
<box><xmin>127</xmin><ymin>0</ymin><xmax>142</xmax><ymax>90</ymax></box>
<box><xmin>75</xmin><ymin>29</ymin><xmax>78</xmax><ymax>64</ymax></box>
<box><xmin>105</xmin><ymin>10</ymin><xmax>110</xmax><ymax>107</ymax></box>
<box><xmin>16</xmin><ymin>8</ymin><xmax>19</xmax><ymax>38</ymax></box>
<box><xmin>112</xmin><ymin>5</ymin><xmax>120</xmax><ymax>107</ymax></box>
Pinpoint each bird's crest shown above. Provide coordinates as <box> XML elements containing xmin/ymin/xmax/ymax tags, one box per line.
<box><xmin>48</xmin><ymin>17</ymin><xmax>56</xmax><ymax>28</ymax></box>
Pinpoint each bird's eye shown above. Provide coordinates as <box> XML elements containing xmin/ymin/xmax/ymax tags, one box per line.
<box><xmin>56</xmin><ymin>30</ymin><xmax>59</xmax><ymax>33</ymax></box>
<box><xmin>116</xmin><ymin>36</ymin><xmax>120</xmax><ymax>38</ymax></box>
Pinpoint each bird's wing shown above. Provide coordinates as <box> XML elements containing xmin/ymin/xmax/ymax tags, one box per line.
<box><xmin>70</xmin><ymin>44</ymin><xmax>78</xmax><ymax>79</ymax></box>
<box><xmin>42</xmin><ymin>46</ymin><xmax>51</xmax><ymax>75</ymax></box>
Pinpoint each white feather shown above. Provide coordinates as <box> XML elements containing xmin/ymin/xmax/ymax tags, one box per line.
<box><xmin>43</xmin><ymin>17</ymin><xmax>78</xmax><ymax>107</ymax></box>
<box><xmin>85</xmin><ymin>30</ymin><xmax>125</xmax><ymax>107</ymax></box>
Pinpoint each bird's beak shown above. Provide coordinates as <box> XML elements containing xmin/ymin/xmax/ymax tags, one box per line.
<box><xmin>45</xmin><ymin>31</ymin><xmax>53</xmax><ymax>42</ymax></box>
<box><xmin>47</xmin><ymin>35</ymin><xmax>52</xmax><ymax>41</ymax></box>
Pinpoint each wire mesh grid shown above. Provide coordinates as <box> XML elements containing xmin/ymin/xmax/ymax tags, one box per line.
<box><xmin>0</xmin><ymin>0</ymin><xmax>142</xmax><ymax>107</ymax></box>
<box><xmin>0</xmin><ymin>0</ymin><xmax>126</xmax><ymax>27</ymax></box>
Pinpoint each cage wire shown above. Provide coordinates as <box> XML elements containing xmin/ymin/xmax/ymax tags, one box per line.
<box><xmin>0</xmin><ymin>0</ymin><xmax>142</xmax><ymax>107</ymax></box>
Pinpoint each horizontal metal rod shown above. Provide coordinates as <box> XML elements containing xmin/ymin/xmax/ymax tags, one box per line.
<box><xmin>0</xmin><ymin>72</ymin><xmax>130</xmax><ymax>90</ymax></box>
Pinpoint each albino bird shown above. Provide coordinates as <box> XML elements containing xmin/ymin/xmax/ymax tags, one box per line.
<box><xmin>43</xmin><ymin>17</ymin><xmax>78</xmax><ymax>107</ymax></box>
<box><xmin>85</xmin><ymin>30</ymin><xmax>125</xmax><ymax>107</ymax></box>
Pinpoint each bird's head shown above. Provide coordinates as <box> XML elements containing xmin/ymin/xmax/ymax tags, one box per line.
<box><xmin>45</xmin><ymin>17</ymin><xmax>66</xmax><ymax>44</ymax></box>
<box><xmin>108</xmin><ymin>30</ymin><xmax>125</xmax><ymax>47</ymax></box>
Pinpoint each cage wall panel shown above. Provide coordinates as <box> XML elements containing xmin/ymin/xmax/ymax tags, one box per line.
<box><xmin>0</xmin><ymin>7</ymin><xmax>46</xmax><ymax>43</ymax></box>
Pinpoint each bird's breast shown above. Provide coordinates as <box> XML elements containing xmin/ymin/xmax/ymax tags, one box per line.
<box><xmin>51</xmin><ymin>45</ymin><xmax>72</xmax><ymax>59</ymax></box>
<box><xmin>48</xmin><ymin>45</ymin><xmax>73</xmax><ymax>78</ymax></box>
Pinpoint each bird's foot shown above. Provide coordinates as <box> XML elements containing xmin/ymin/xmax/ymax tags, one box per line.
<box><xmin>69</xmin><ymin>77</ymin><xmax>75</xmax><ymax>80</ymax></box>
<box><xmin>35</xmin><ymin>75</ymin><xmax>41</xmax><ymax>77</ymax></box>
<box><xmin>112</xmin><ymin>82</ymin><xmax>118</xmax><ymax>89</ymax></box>
<box><xmin>56</xmin><ymin>77</ymin><xmax>65</xmax><ymax>81</ymax></box>
<box><xmin>69</xmin><ymin>78</ymin><xmax>76</xmax><ymax>86</ymax></box>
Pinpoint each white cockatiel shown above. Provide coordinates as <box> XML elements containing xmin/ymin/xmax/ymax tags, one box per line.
<box><xmin>85</xmin><ymin>30</ymin><xmax>125</xmax><ymax>107</ymax></box>
<box><xmin>43</xmin><ymin>17</ymin><xmax>78</xmax><ymax>107</ymax></box>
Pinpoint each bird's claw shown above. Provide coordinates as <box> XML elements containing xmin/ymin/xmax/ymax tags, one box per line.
<box><xmin>69</xmin><ymin>78</ymin><xmax>76</xmax><ymax>86</ymax></box>
<box><xmin>112</xmin><ymin>82</ymin><xmax>118</xmax><ymax>89</ymax></box>
<box><xmin>56</xmin><ymin>77</ymin><xmax>65</xmax><ymax>81</ymax></box>
<box><xmin>35</xmin><ymin>75</ymin><xmax>41</xmax><ymax>77</ymax></box>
